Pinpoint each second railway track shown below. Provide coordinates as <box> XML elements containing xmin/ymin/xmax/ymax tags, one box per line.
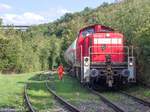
<box><xmin>45</xmin><ymin>75</ymin><xmax>81</xmax><ymax>112</ymax></box>
<box><xmin>24</xmin><ymin>84</ymin><xmax>35</xmax><ymax>112</ymax></box>
<box><xmin>87</xmin><ymin>88</ymin><xmax>125</xmax><ymax>112</ymax></box>
<box><xmin>24</xmin><ymin>72</ymin><xmax>78</xmax><ymax>112</ymax></box>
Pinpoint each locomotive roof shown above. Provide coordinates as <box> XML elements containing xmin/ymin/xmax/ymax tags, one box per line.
<box><xmin>79</xmin><ymin>24</ymin><xmax>115</xmax><ymax>32</ymax></box>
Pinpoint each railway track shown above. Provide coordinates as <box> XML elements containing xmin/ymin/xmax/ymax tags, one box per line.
<box><xmin>85</xmin><ymin>85</ymin><xmax>150</xmax><ymax>112</ymax></box>
<box><xmin>119</xmin><ymin>91</ymin><xmax>150</xmax><ymax>107</ymax></box>
<box><xmin>45</xmin><ymin>75</ymin><xmax>81</xmax><ymax>112</ymax></box>
<box><xmin>24</xmin><ymin>72</ymin><xmax>81</xmax><ymax>112</ymax></box>
<box><xmin>23</xmin><ymin>72</ymin><xmax>150</xmax><ymax>112</ymax></box>
<box><xmin>87</xmin><ymin>88</ymin><xmax>125</xmax><ymax>112</ymax></box>
<box><xmin>45</xmin><ymin>72</ymin><xmax>150</xmax><ymax>112</ymax></box>
<box><xmin>99</xmin><ymin>90</ymin><xmax>150</xmax><ymax>112</ymax></box>
<box><xmin>46</xmin><ymin>74</ymin><xmax>117</xmax><ymax>112</ymax></box>
<box><xmin>24</xmin><ymin>84</ymin><xmax>35</xmax><ymax>112</ymax></box>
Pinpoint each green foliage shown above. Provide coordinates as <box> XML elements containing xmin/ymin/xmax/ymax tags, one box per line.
<box><xmin>0</xmin><ymin>29</ymin><xmax>50</xmax><ymax>73</ymax></box>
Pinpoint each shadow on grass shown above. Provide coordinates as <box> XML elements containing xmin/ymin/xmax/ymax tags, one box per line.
<box><xmin>22</xmin><ymin>74</ymin><xmax>54</xmax><ymax>110</ymax></box>
<box><xmin>21</xmin><ymin>73</ymin><xmax>86</xmax><ymax>100</ymax></box>
<box><xmin>24</xmin><ymin>73</ymin><xmax>77</xmax><ymax>93</ymax></box>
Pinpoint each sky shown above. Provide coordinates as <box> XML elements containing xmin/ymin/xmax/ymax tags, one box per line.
<box><xmin>0</xmin><ymin>0</ymin><xmax>114</xmax><ymax>25</ymax></box>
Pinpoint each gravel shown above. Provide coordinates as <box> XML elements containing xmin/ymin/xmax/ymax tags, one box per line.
<box><xmin>73</xmin><ymin>99</ymin><xmax>115</xmax><ymax>112</ymax></box>
<box><xmin>103</xmin><ymin>92</ymin><xmax>150</xmax><ymax>112</ymax></box>
<box><xmin>48</xmin><ymin>100</ymin><xmax>70</xmax><ymax>112</ymax></box>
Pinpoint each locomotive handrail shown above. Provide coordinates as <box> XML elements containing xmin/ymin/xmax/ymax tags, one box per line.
<box><xmin>74</xmin><ymin>45</ymin><xmax>133</xmax><ymax>66</ymax></box>
<box><xmin>90</xmin><ymin>53</ymin><xmax>128</xmax><ymax>55</ymax></box>
<box><xmin>88</xmin><ymin>46</ymin><xmax>131</xmax><ymax>64</ymax></box>
<box><xmin>80</xmin><ymin>45</ymin><xmax>84</xmax><ymax>82</ymax></box>
<box><xmin>89</xmin><ymin>46</ymin><xmax>130</xmax><ymax>55</ymax></box>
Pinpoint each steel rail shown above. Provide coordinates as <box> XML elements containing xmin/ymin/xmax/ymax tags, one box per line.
<box><xmin>24</xmin><ymin>84</ymin><xmax>35</xmax><ymax>112</ymax></box>
<box><xmin>45</xmin><ymin>79</ymin><xmax>81</xmax><ymax>112</ymax></box>
<box><xmin>119</xmin><ymin>91</ymin><xmax>150</xmax><ymax>107</ymax></box>
<box><xmin>87</xmin><ymin>88</ymin><xmax>125</xmax><ymax>112</ymax></box>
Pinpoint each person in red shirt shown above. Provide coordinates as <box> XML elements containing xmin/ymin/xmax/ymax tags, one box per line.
<box><xmin>57</xmin><ymin>64</ymin><xmax>64</xmax><ymax>80</ymax></box>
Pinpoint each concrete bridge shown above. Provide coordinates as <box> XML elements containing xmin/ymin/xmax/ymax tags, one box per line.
<box><xmin>0</xmin><ymin>25</ymin><xmax>30</xmax><ymax>31</ymax></box>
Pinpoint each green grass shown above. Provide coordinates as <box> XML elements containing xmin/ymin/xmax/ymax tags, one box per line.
<box><xmin>27</xmin><ymin>74</ymin><xmax>57</xmax><ymax>112</ymax></box>
<box><xmin>50</xmin><ymin>74</ymin><xmax>100</xmax><ymax>106</ymax></box>
<box><xmin>124</xmin><ymin>86</ymin><xmax>150</xmax><ymax>101</ymax></box>
<box><xmin>0</xmin><ymin>72</ymin><xmax>39</xmax><ymax>110</ymax></box>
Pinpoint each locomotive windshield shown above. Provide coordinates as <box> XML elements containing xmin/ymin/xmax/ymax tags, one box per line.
<box><xmin>100</xmin><ymin>29</ymin><xmax>112</xmax><ymax>32</ymax></box>
<box><xmin>82</xmin><ymin>28</ymin><xmax>94</xmax><ymax>37</ymax></box>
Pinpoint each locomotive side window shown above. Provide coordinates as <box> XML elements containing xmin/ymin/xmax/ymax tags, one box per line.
<box><xmin>82</xmin><ymin>28</ymin><xmax>94</xmax><ymax>37</ymax></box>
<box><xmin>100</xmin><ymin>26</ymin><xmax>114</xmax><ymax>32</ymax></box>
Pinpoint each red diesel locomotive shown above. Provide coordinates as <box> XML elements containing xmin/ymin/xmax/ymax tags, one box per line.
<box><xmin>64</xmin><ymin>24</ymin><xmax>136</xmax><ymax>87</ymax></box>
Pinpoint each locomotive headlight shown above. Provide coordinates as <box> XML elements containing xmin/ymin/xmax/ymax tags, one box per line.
<box><xmin>84</xmin><ymin>57</ymin><xmax>90</xmax><ymax>66</ymax></box>
<box><xmin>129</xmin><ymin>62</ymin><xmax>133</xmax><ymax>66</ymax></box>
<box><xmin>85</xmin><ymin>57</ymin><xmax>89</xmax><ymax>62</ymax></box>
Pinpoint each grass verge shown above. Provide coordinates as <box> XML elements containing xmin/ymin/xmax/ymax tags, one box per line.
<box><xmin>0</xmin><ymin>72</ymin><xmax>39</xmax><ymax>110</ymax></box>
<box><xmin>53</xmin><ymin>74</ymin><xmax>99</xmax><ymax>104</ymax></box>
<box><xmin>124</xmin><ymin>86</ymin><xmax>150</xmax><ymax>102</ymax></box>
<box><xmin>27</xmin><ymin>73</ymin><xmax>59</xmax><ymax>112</ymax></box>
<box><xmin>28</xmin><ymin>73</ymin><xmax>101</xmax><ymax>112</ymax></box>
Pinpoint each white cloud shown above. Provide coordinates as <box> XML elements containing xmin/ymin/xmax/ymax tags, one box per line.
<box><xmin>0</xmin><ymin>7</ymin><xmax>72</xmax><ymax>25</ymax></box>
<box><xmin>38</xmin><ymin>7</ymin><xmax>72</xmax><ymax>22</ymax></box>
<box><xmin>0</xmin><ymin>3</ymin><xmax>12</xmax><ymax>12</ymax></box>
<box><xmin>1</xmin><ymin>12</ymin><xmax>47</xmax><ymax>25</ymax></box>
<box><xmin>56</xmin><ymin>8</ymin><xmax>72</xmax><ymax>15</ymax></box>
